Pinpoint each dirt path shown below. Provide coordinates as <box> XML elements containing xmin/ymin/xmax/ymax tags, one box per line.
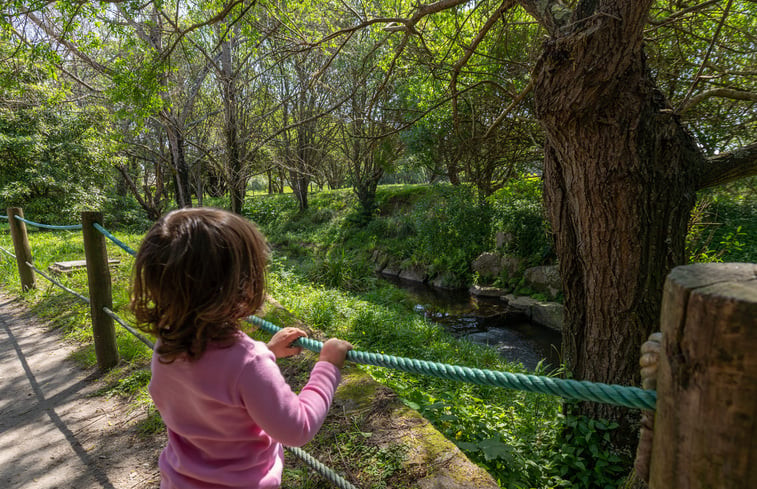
<box><xmin>0</xmin><ymin>292</ymin><xmax>162</xmax><ymax>489</ymax></box>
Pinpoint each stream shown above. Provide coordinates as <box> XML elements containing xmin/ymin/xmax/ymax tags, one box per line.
<box><xmin>380</xmin><ymin>275</ymin><xmax>562</xmax><ymax>372</ymax></box>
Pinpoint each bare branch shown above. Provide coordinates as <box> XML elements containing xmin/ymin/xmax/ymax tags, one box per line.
<box><xmin>680</xmin><ymin>88</ymin><xmax>757</xmax><ymax>115</ymax></box>
<box><xmin>483</xmin><ymin>79</ymin><xmax>533</xmax><ymax>138</ymax></box>
<box><xmin>646</xmin><ymin>0</ymin><xmax>720</xmax><ymax>28</ymax></box>
<box><xmin>698</xmin><ymin>142</ymin><xmax>757</xmax><ymax>190</ymax></box>
<box><xmin>25</xmin><ymin>12</ymin><xmax>114</xmax><ymax>75</ymax></box>
<box><xmin>675</xmin><ymin>0</ymin><xmax>734</xmax><ymax>113</ymax></box>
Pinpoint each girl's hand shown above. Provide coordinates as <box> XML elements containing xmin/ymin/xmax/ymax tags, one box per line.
<box><xmin>267</xmin><ymin>327</ymin><xmax>307</xmax><ymax>359</ymax></box>
<box><xmin>319</xmin><ymin>339</ymin><xmax>353</xmax><ymax>368</ymax></box>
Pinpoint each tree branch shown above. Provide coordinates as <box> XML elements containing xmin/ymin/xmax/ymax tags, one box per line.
<box><xmin>698</xmin><ymin>142</ymin><xmax>757</xmax><ymax>190</ymax></box>
<box><xmin>679</xmin><ymin>88</ymin><xmax>757</xmax><ymax>115</ymax></box>
<box><xmin>675</xmin><ymin>0</ymin><xmax>733</xmax><ymax>113</ymax></box>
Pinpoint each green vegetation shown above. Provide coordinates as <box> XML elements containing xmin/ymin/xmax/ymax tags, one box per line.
<box><xmin>0</xmin><ymin>177</ymin><xmax>753</xmax><ymax>487</ymax></box>
<box><xmin>687</xmin><ymin>177</ymin><xmax>757</xmax><ymax>264</ymax></box>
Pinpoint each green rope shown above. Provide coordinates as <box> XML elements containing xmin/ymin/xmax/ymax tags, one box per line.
<box><xmin>286</xmin><ymin>447</ymin><xmax>359</xmax><ymax>489</ymax></box>
<box><xmin>92</xmin><ymin>223</ymin><xmax>137</xmax><ymax>256</ymax></box>
<box><xmin>247</xmin><ymin>316</ymin><xmax>656</xmax><ymax>411</ymax></box>
<box><xmin>13</xmin><ymin>214</ymin><xmax>82</xmax><ymax>230</ymax></box>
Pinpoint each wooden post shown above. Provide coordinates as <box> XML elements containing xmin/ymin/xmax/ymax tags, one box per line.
<box><xmin>649</xmin><ymin>263</ymin><xmax>757</xmax><ymax>489</ymax></box>
<box><xmin>7</xmin><ymin>207</ymin><xmax>35</xmax><ymax>291</ymax></box>
<box><xmin>81</xmin><ymin>211</ymin><xmax>119</xmax><ymax>370</ymax></box>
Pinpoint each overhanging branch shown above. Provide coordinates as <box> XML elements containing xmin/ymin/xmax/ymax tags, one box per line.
<box><xmin>698</xmin><ymin>141</ymin><xmax>757</xmax><ymax>190</ymax></box>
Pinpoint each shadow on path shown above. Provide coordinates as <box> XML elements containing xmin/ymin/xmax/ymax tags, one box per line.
<box><xmin>0</xmin><ymin>296</ymin><xmax>120</xmax><ymax>488</ymax></box>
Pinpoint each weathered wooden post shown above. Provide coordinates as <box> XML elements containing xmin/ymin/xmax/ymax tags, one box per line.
<box><xmin>649</xmin><ymin>263</ymin><xmax>757</xmax><ymax>488</ymax></box>
<box><xmin>81</xmin><ymin>211</ymin><xmax>119</xmax><ymax>370</ymax></box>
<box><xmin>7</xmin><ymin>207</ymin><xmax>35</xmax><ymax>291</ymax></box>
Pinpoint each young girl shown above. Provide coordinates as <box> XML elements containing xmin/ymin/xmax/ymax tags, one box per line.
<box><xmin>132</xmin><ymin>207</ymin><xmax>352</xmax><ymax>489</ymax></box>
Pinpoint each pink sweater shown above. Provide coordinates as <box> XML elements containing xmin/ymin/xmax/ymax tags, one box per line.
<box><xmin>149</xmin><ymin>332</ymin><xmax>341</xmax><ymax>488</ymax></box>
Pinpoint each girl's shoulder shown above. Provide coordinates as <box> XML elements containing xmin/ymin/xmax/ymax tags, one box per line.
<box><xmin>208</xmin><ymin>331</ymin><xmax>273</xmax><ymax>366</ymax></box>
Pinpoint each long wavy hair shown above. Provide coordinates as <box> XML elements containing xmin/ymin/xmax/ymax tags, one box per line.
<box><xmin>131</xmin><ymin>208</ymin><xmax>268</xmax><ymax>362</ymax></box>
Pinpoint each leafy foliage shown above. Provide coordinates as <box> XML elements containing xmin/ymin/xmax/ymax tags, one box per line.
<box><xmin>488</xmin><ymin>177</ymin><xmax>553</xmax><ymax>268</ymax></box>
<box><xmin>0</xmin><ymin>45</ymin><xmax>113</xmax><ymax>223</ymax></box>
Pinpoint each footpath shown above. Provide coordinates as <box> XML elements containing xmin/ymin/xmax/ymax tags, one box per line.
<box><xmin>0</xmin><ymin>291</ymin><xmax>161</xmax><ymax>489</ymax></box>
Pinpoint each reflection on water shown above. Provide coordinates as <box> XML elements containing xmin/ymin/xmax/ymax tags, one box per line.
<box><xmin>381</xmin><ymin>274</ymin><xmax>562</xmax><ymax>371</ymax></box>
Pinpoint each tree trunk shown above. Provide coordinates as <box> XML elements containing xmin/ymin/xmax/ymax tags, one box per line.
<box><xmin>290</xmin><ymin>172</ymin><xmax>309</xmax><ymax>211</ymax></box>
<box><xmin>533</xmin><ymin>8</ymin><xmax>703</xmax><ymax>446</ymax></box>
<box><xmin>166</xmin><ymin>124</ymin><xmax>192</xmax><ymax>208</ymax></box>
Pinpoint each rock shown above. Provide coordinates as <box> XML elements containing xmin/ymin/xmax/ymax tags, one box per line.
<box><xmin>504</xmin><ymin>295</ymin><xmax>563</xmax><ymax>331</ymax></box>
<box><xmin>381</xmin><ymin>266</ymin><xmax>401</xmax><ymax>277</ymax></box>
<box><xmin>469</xmin><ymin>285</ymin><xmax>508</xmax><ymax>298</ymax></box>
<box><xmin>472</xmin><ymin>252</ymin><xmax>503</xmax><ymax>280</ymax></box>
<box><xmin>501</xmin><ymin>255</ymin><xmax>523</xmax><ymax>277</ymax></box>
<box><xmin>495</xmin><ymin>231</ymin><xmax>514</xmax><ymax>249</ymax></box>
<box><xmin>430</xmin><ymin>273</ymin><xmax>462</xmax><ymax>289</ymax></box>
<box><xmin>399</xmin><ymin>266</ymin><xmax>428</xmax><ymax>283</ymax></box>
<box><xmin>524</xmin><ymin>265</ymin><xmax>562</xmax><ymax>299</ymax></box>
<box><xmin>504</xmin><ymin>294</ymin><xmax>539</xmax><ymax>314</ymax></box>
<box><xmin>530</xmin><ymin>302</ymin><xmax>564</xmax><ymax>332</ymax></box>
<box><xmin>372</xmin><ymin>251</ymin><xmax>389</xmax><ymax>272</ymax></box>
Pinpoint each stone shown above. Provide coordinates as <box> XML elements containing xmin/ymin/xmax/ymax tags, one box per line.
<box><xmin>472</xmin><ymin>252</ymin><xmax>503</xmax><ymax>280</ymax></box>
<box><xmin>524</xmin><ymin>265</ymin><xmax>562</xmax><ymax>299</ymax></box>
<box><xmin>495</xmin><ymin>231</ymin><xmax>514</xmax><ymax>249</ymax></box>
<box><xmin>530</xmin><ymin>302</ymin><xmax>564</xmax><ymax>332</ymax></box>
<box><xmin>469</xmin><ymin>285</ymin><xmax>508</xmax><ymax>298</ymax></box>
<box><xmin>381</xmin><ymin>266</ymin><xmax>401</xmax><ymax>277</ymax></box>
<box><xmin>372</xmin><ymin>251</ymin><xmax>389</xmax><ymax>272</ymax></box>
<box><xmin>504</xmin><ymin>294</ymin><xmax>539</xmax><ymax>314</ymax></box>
<box><xmin>399</xmin><ymin>266</ymin><xmax>428</xmax><ymax>283</ymax></box>
<box><xmin>501</xmin><ymin>255</ymin><xmax>523</xmax><ymax>277</ymax></box>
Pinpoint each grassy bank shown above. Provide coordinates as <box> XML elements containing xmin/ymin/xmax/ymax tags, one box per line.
<box><xmin>0</xmin><ymin>178</ymin><xmax>751</xmax><ymax>488</ymax></box>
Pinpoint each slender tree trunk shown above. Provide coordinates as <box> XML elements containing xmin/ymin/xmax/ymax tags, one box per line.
<box><xmin>533</xmin><ymin>6</ymin><xmax>703</xmax><ymax>446</ymax></box>
<box><xmin>290</xmin><ymin>172</ymin><xmax>309</xmax><ymax>210</ymax></box>
<box><xmin>166</xmin><ymin>124</ymin><xmax>192</xmax><ymax>208</ymax></box>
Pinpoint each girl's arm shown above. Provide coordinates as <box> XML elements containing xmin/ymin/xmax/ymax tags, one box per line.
<box><xmin>238</xmin><ymin>348</ymin><xmax>342</xmax><ymax>447</ymax></box>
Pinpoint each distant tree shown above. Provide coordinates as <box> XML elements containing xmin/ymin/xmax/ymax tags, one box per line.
<box><xmin>0</xmin><ymin>45</ymin><xmax>113</xmax><ymax>222</ymax></box>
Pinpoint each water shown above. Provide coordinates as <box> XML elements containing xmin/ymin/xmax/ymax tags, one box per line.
<box><xmin>380</xmin><ymin>275</ymin><xmax>562</xmax><ymax>371</ymax></box>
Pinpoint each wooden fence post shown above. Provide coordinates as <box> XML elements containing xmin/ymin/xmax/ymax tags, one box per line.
<box><xmin>81</xmin><ymin>211</ymin><xmax>119</xmax><ymax>370</ymax></box>
<box><xmin>7</xmin><ymin>207</ymin><xmax>35</xmax><ymax>291</ymax></box>
<box><xmin>649</xmin><ymin>263</ymin><xmax>757</xmax><ymax>488</ymax></box>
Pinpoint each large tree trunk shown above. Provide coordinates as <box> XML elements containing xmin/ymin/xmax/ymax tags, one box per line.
<box><xmin>532</xmin><ymin>3</ymin><xmax>703</xmax><ymax>446</ymax></box>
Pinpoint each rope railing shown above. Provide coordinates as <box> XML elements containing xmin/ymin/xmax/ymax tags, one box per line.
<box><xmin>286</xmin><ymin>446</ymin><xmax>359</xmax><ymax>489</ymax></box>
<box><xmin>0</xmin><ymin>245</ymin><xmax>16</xmax><ymax>259</ymax></box>
<box><xmin>247</xmin><ymin>315</ymin><xmax>657</xmax><ymax>411</ymax></box>
<box><xmin>24</xmin><ymin>260</ymin><xmax>91</xmax><ymax>305</ymax></box>
<box><xmin>13</xmin><ymin>214</ymin><xmax>82</xmax><ymax>231</ymax></box>
<box><xmin>103</xmin><ymin>307</ymin><xmax>155</xmax><ymax>350</ymax></box>
<box><xmin>1</xmin><ymin>210</ymin><xmax>661</xmax><ymax>489</ymax></box>
<box><xmin>92</xmin><ymin>223</ymin><xmax>137</xmax><ymax>256</ymax></box>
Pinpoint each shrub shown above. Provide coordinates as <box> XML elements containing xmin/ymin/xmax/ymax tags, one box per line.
<box><xmin>488</xmin><ymin>177</ymin><xmax>552</xmax><ymax>267</ymax></box>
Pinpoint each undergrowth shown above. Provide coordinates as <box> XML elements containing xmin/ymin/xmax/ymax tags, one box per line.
<box><xmin>0</xmin><ymin>178</ymin><xmax>751</xmax><ymax>487</ymax></box>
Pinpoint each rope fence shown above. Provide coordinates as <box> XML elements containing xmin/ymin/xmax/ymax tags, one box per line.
<box><xmin>0</xmin><ymin>208</ymin><xmax>668</xmax><ymax>489</ymax></box>
<box><xmin>247</xmin><ymin>316</ymin><xmax>656</xmax><ymax>411</ymax></box>
<box><xmin>92</xmin><ymin>222</ymin><xmax>137</xmax><ymax>256</ymax></box>
<box><xmin>12</xmin><ymin>214</ymin><xmax>83</xmax><ymax>231</ymax></box>
<box><xmin>1</xmin><ymin>211</ymin><xmax>659</xmax><ymax>409</ymax></box>
<box><xmin>103</xmin><ymin>307</ymin><xmax>156</xmax><ymax>350</ymax></box>
<box><xmin>24</xmin><ymin>260</ymin><xmax>91</xmax><ymax>305</ymax></box>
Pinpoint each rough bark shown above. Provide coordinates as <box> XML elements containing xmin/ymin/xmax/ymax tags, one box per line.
<box><xmin>533</xmin><ymin>0</ymin><xmax>703</xmax><ymax>445</ymax></box>
<box><xmin>650</xmin><ymin>264</ymin><xmax>757</xmax><ymax>488</ymax></box>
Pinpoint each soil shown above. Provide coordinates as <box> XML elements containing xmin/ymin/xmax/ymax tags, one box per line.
<box><xmin>0</xmin><ymin>292</ymin><xmax>163</xmax><ymax>489</ymax></box>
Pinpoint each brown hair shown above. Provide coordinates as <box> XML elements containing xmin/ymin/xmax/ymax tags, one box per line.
<box><xmin>131</xmin><ymin>208</ymin><xmax>269</xmax><ymax>362</ymax></box>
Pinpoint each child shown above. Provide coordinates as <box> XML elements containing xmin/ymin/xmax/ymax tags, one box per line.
<box><xmin>131</xmin><ymin>207</ymin><xmax>352</xmax><ymax>489</ymax></box>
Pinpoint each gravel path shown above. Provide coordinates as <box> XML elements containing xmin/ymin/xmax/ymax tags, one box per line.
<box><xmin>0</xmin><ymin>292</ymin><xmax>162</xmax><ymax>489</ymax></box>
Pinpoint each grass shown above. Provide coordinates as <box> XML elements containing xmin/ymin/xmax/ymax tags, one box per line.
<box><xmin>1</xmin><ymin>177</ymin><xmax>751</xmax><ymax>488</ymax></box>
